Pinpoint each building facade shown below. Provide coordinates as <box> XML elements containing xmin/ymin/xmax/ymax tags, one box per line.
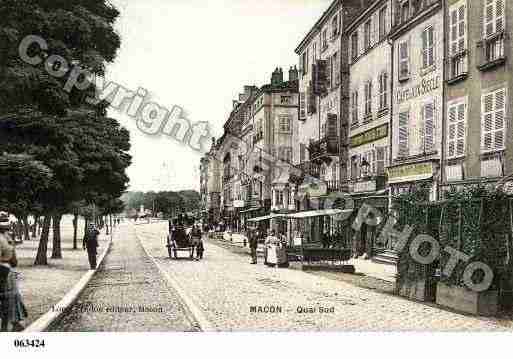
<box><xmin>388</xmin><ymin>0</ymin><xmax>444</xmax><ymax>201</ymax></box>
<box><xmin>442</xmin><ymin>0</ymin><xmax>512</xmax><ymax>192</ymax></box>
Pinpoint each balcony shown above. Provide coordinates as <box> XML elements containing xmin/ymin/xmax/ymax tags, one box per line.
<box><xmin>447</xmin><ymin>51</ymin><xmax>468</xmax><ymax>84</ymax></box>
<box><xmin>309</xmin><ymin>136</ymin><xmax>339</xmax><ymax>163</ymax></box>
<box><xmin>349</xmin><ymin>175</ymin><xmax>386</xmax><ymax>194</ymax></box>
<box><xmin>478</xmin><ymin>32</ymin><xmax>506</xmax><ymax>72</ymax></box>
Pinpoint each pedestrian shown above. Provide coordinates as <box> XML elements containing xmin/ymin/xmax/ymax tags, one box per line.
<box><xmin>191</xmin><ymin>224</ymin><xmax>203</xmax><ymax>260</ymax></box>
<box><xmin>1</xmin><ymin>212</ymin><xmax>27</xmax><ymax>332</ymax></box>
<box><xmin>83</xmin><ymin>223</ymin><xmax>100</xmax><ymax>270</ymax></box>
<box><xmin>248</xmin><ymin>227</ymin><xmax>258</xmax><ymax>264</ymax></box>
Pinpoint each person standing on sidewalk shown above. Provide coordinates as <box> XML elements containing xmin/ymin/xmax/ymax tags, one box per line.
<box><xmin>83</xmin><ymin>224</ymin><xmax>100</xmax><ymax>270</ymax></box>
<box><xmin>248</xmin><ymin>228</ymin><xmax>258</xmax><ymax>264</ymax></box>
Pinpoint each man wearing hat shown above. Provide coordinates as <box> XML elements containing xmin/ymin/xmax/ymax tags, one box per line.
<box><xmin>0</xmin><ymin>212</ymin><xmax>15</xmax><ymax>331</ymax></box>
<box><xmin>83</xmin><ymin>223</ymin><xmax>100</xmax><ymax>270</ymax></box>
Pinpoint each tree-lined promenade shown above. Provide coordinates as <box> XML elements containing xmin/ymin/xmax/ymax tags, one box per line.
<box><xmin>0</xmin><ymin>0</ymin><xmax>130</xmax><ymax>264</ymax></box>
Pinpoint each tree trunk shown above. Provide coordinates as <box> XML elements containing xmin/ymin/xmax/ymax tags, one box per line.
<box><xmin>22</xmin><ymin>215</ymin><xmax>30</xmax><ymax>242</ymax></box>
<box><xmin>72</xmin><ymin>213</ymin><xmax>78</xmax><ymax>250</ymax></box>
<box><xmin>51</xmin><ymin>214</ymin><xmax>62</xmax><ymax>259</ymax></box>
<box><xmin>32</xmin><ymin>215</ymin><xmax>39</xmax><ymax>238</ymax></box>
<box><xmin>105</xmin><ymin>215</ymin><xmax>110</xmax><ymax>235</ymax></box>
<box><xmin>34</xmin><ymin>215</ymin><xmax>51</xmax><ymax>265</ymax></box>
<box><xmin>110</xmin><ymin>214</ymin><xmax>113</xmax><ymax>231</ymax></box>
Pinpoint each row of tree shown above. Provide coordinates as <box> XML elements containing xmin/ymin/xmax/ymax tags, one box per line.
<box><xmin>0</xmin><ymin>0</ymin><xmax>130</xmax><ymax>265</ymax></box>
<box><xmin>122</xmin><ymin>190</ymin><xmax>201</xmax><ymax>219</ymax></box>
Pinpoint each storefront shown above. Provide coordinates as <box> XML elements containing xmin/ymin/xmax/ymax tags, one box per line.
<box><xmin>387</xmin><ymin>161</ymin><xmax>439</xmax><ymax>201</ymax></box>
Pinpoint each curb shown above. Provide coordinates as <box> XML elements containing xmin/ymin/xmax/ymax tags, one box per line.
<box><xmin>135</xmin><ymin>228</ymin><xmax>216</xmax><ymax>332</ymax></box>
<box><xmin>24</xmin><ymin>232</ymin><xmax>114</xmax><ymax>332</ymax></box>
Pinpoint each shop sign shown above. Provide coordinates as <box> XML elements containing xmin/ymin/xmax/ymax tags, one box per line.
<box><xmin>350</xmin><ymin>124</ymin><xmax>388</xmax><ymax>148</ymax></box>
<box><xmin>396</xmin><ymin>75</ymin><xmax>440</xmax><ymax>104</ymax></box>
<box><xmin>388</xmin><ymin>162</ymin><xmax>433</xmax><ymax>183</ymax></box>
<box><xmin>354</xmin><ymin>180</ymin><xmax>377</xmax><ymax>193</ymax></box>
<box><xmin>299</xmin><ymin>180</ymin><xmax>327</xmax><ymax>198</ymax></box>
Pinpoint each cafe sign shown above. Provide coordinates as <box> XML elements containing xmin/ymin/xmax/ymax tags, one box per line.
<box><xmin>396</xmin><ymin>75</ymin><xmax>440</xmax><ymax>104</ymax></box>
<box><xmin>388</xmin><ymin>162</ymin><xmax>433</xmax><ymax>184</ymax></box>
<box><xmin>350</xmin><ymin>124</ymin><xmax>388</xmax><ymax>148</ymax></box>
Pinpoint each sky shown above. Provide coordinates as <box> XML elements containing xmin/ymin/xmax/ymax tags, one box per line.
<box><xmin>107</xmin><ymin>0</ymin><xmax>332</xmax><ymax>192</ymax></box>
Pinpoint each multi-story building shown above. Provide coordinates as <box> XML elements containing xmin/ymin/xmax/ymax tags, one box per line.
<box><xmin>388</xmin><ymin>0</ymin><xmax>444</xmax><ymax>201</ymax></box>
<box><xmin>442</xmin><ymin>0</ymin><xmax>512</xmax><ymax>192</ymax></box>
<box><xmin>205</xmin><ymin>137</ymin><xmax>222</xmax><ymax>227</ymax></box>
<box><xmin>199</xmin><ymin>155</ymin><xmax>209</xmax><ymax>225</ymax></box>
<box><xmin>295</xmin><ymin>0</ymin><xmax>365</xmax><ymax>195</ymax></box>
<box><xmin>347</xmin><ymin>0</ymin><xmax>392</xmax><ymax>195</ymax></box>
<box><xmin>293</xmin><ymin>0</ymin><xmax>365</xmax><ymax>243</ymax></box>
<box><xmin>346</xmin><ymin>0</ymin><xmax>393</xmax><ymax>258</ymax></box>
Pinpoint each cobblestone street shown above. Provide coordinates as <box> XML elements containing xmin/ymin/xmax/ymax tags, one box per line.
<box><xmin>137</xmin><ymin>222</ymin><xmax>510</xmax><ymax>331</ymax></box>
<box><xmin>51</xmin><ymin>224</ymin><xmax>200</xmax><ymax>332</ymax></box>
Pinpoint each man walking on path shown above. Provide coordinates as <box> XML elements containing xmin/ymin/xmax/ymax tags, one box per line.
<box><xmin>0</xmin><ymin>212</ymin><xmax>15</xmax><ymax>331</ymax></box>
<box><xmin>83</xmin><ymin>224</ymin><xmax>100</xmax><ymax>270</ymax></box>
<box><xmin>248</xmin><ymin>228</ymin><xmax>258</xmax><ymax>264</ymax></box>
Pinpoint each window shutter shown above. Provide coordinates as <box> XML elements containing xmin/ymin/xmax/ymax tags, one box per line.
<box><xmin>399</xmin><ymin>41</ymin><xmax>409</xmax><ymax>78</ymax></box>
<box><xmin>450</xmin><ymin>8</ymin><xmax>458</xmax><ymax>55</ymax></box>
<box><xmin>424</xmin><ymin>102</ymin><xmax>435</xmax><ymax>153</ymax></box>
<box><xmin>398</xmin><ymin>111</ymin><xmax>409</xmax><ymax>157</ymax></box>
<box><xmin>482</xmin><ymin>92</ymin><xmax>494</xmax><ymax>151</ymax></box>
<box><xmin>496</xmin><ymin>0</ymin><xmax>505</xmax><ymax>33</ymax></box>
<box><xmin>448</xmin><ymin>105</ymin><xmax>457</xmax><ymax>158</ymax></box>
<box><xmin>494</xmin><ymin>89</ymin><xmax>506</xmax><ymax>149</ymax></box>
<box><xmin>376</xmin><ymin>147</ymin><xmax>385</xmax><ymax>175</ymax></box>
<box><xmin>327</xmin><ymin>114</ymin><xmax>338</xmax><ymax>138</ymax></box>
<box><xmin>299</xmin><ymin>92</ymin><xmax>306</xmax><ymax>120</ymax></box>
<box><xmin>458</xmin><ymin>5</ymin><xmax>467</xmax><ymax>53</ymax></box>
<box><xmin>456</xmin><ymin>103</ymin><xmax>466</xmax><ymax>156</ymax></box>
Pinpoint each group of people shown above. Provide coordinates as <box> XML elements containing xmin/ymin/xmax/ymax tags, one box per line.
<box><xmin>0</xmin><ymin>212</ymin><xmax>27</xmax><ymax>332</ymax></box>
<box><xmin>246</xmin><ymin>228</ymin><xmax>287</xmax><ymax>265</ymax></box>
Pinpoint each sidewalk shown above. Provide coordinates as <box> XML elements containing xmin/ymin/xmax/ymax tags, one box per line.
<box><xmin>206</xmin><ymin>232</ymin><xmax>396</xmax><ymax>283</ymax></box>
<box><xmin>13</xmin><ymin>216</ymin><xmax>110</xmax><ymax>328</ymax></box>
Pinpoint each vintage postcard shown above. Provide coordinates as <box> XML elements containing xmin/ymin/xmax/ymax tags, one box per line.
<box><xmin>0</xmin><ymin>0</ymin><xmax>512</xmax><ymax>356</ymax></box>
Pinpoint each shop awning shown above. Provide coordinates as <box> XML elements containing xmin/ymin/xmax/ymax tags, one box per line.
<box><xmin>287</xmin><ymin>208</ymin><xmax>353</xmax><ymax>219</ymax></box>
<box><xmin>247</xmin><ymin>213</ymin><xmax>288</xmax><ymax>222</ymax></box>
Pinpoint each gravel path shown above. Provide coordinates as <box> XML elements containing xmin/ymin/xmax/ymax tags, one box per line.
<box><xmin>51</xmin><ymin>224</ymin><xmax>199</xmax><ymax>332</ymax></box>
<box><xmin>137</xmin><ymin>222</ymin><xmax>510</xmax><ymax>331</ymax></box>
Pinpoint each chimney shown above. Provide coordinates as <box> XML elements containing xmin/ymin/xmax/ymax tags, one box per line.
<box><xmin>289</xmin><ymin>66</ymin><xmax>298</xmax><ymax>82</ymax></box>
<box><xmin>271</xmin><ymin>67</ymin><xmax>283</xmax><ymax>86</ymax></box>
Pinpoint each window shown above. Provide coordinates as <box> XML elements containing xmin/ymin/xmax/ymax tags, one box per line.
<box><xmin>332</xmin><ymin>15</ymin><xmax>339</xmax><ymax>39</ymax></box>
<box><xmin>351</xmin><ymin>90</ymin><xmax>359</xmax><ymax>126</ymax></box>
<box><xmin>332</xmin><ymin>52</ymin><xmax>340</xmax><ymax>87</ymax></box>
<box><xmin>279</xmin><ymin>147</ymin><xmax>292</xmax><ymax>163</ymax></box>
<box><xmin>484</xmin><ymin>0</ymin><xmax>505</xmax><ymax>38</ymax></box>
<box><xmin>351</xmin><ymin>155</ymin><xmax>360</xmax><ymax>180</ymax></box>
<box><xmin>422</xmin><ymin>26</ymin><xmax>434</xmax><ymax>69</ymax></box>
<box><xmin>299</xmin><ymin>92</ymin><xmax>306</xmax><ymax>120</ymax></box>
<box><xmin>280</xmin><ymin>96</ymin><xmax>291</xmax><ymax>104</ymax></box>
<box><xmin>398</xmin><ymin>110</ymin><xmax>409</xmax><ymax>157</ymax></box>
<box><xmin>481</xmin><ymin>88</ymin><xmax>507</xmax><ymax>152</ymax></box>
<box><xmin>279</xmin><ymin>116</ymin><xmax>291</xmax><ymax>132</ymax></box>
<box><xmin>422</xmin><ymin>102</ymin><xmax>435</xmax><ymax>153</ymax></box>
<box><xmin>450</xmin><ymin>2</ymin><xmax>467</xmax><ymax>56</ymax></box>
<box><xmin>322</xmin><ymin>29</ymin><xmax>328</xmax><ymax>50</ymax></box>
<box><xmin>398</xmin><ymin>41</ymin><xmax>409</xmax><ymax>80</ymax></box>
<box><xmin>379</xmin><ymin>6</ymin><xmax>387</xmax><ymax>40</ymax></box>
<box><xmin>376</xmin><ymin>147</ymin><xmax>386</xmax><ymax>175</ymax></box>
<box><xmin>301</xmin><ymin>52</ymin><xmax>307</xmax><ymax>76</ymax></box>
<box><xmin>401</xmin><ymin>1</ymin><xmax>410</xmax><ymax>23</ymax></box>
<box><xmin>378</xmin><ymin>72</ymin><xmax>388</xmax><ymax>110</ymax></box>
<box><xmin>485</xmin><ymin>33</ymin><xmax>505</xmax><ymax>62</ymax></box>
<box><xmin>364</xmin><ymin>20</ymin><xmax>371</xmax><ymax>50</ymax></box>
<box><xmin>300</xmin><ymin>143</ymin><xmax>307</xmax><ymax>163</ymax></box>
<box><xmin>313</xmin><ymin>42</ymin><xmax>317</xmax><ymax>61</ymax></box>
<box><xmin>447</xmin><ymin>101</ymin><xmax>467</xmax><ymax>158</ymax></box>
<box><xmin>351</xmin><ymin>32</ymin><xmax>359</xmax><ymax>61</ymax></box>
<box><xmin>364</xmin><ymin>80</ymin><xmax>372</xmax><ymax>116</ymax></box>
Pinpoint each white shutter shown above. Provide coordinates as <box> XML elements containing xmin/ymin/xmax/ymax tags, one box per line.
<box><xmin>494</xmin><ymin>89</ymin><xmax>506</xmax><ymax>150</ymax></box>
<box><xmin>376</xmin><ymin>147</ymin><xmax>385</xmax><ymax>175</ymax></box>
<box><xmin>423</xmin><ymin>102</ymin><xmax>435</xmax><ymax>153</ymax></box>
<box><xmin>398</xmin><ymin>111</ymin><xmax>409</xmax><ymax>157</ymax></box>
<box><xmin>484</xmin><ymin>0</ymin><xmax>505</xmax><ymax>38</ymax></box>
<box><xmin>422</xmin><ymin>27</ymin><xmax>434</xmax><ymax>68</ymax></box>
<box><xmin>456</xmin><ymin>103</ymin><xmax>466</xmax><ymax>156</ymax></box>
<box><xmin>482</xmin><ymin>92</ymin><xmax>494</xmax><ymax>151</ymax></box>
<box><xmin>481</xmin><ymin>88</ymin><xmax>507</xmax><ymax>152</ymax></box>
<box><xmin>299</xmin><ymin>92</ymin><xmax>306</xmax><ymax>119</ymax></box>
<box><xmin>485</xmin><ymin>0</ymin><xmax>495</xmax><ymax>37</ymax></box>
<box><xmin>451</xmin><ymin>3</ymin><xmax>467</xmax><ymax>55</ymax></box>
<box><xmin>448</xmin><ymin>105</ymin><xmax>457</xmax><ymax>158</ymax></box>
